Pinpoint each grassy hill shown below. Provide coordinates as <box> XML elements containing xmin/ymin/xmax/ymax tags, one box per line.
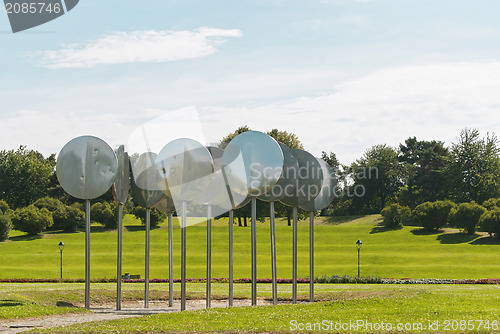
<box><xmin>0</xmin><ymin>214</ymin><xmax>499</xmax><ymax>279</ymax></box>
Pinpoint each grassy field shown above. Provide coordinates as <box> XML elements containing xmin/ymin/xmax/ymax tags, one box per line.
<box><xmin>1</xmin><ymin>283</ymin><xmax>493</xmax><ymax>333</ymax></box>
<box><xmin>1</xmin><ymin>214</ymin><xmax>499</xmax><ymax>280</ymax></box>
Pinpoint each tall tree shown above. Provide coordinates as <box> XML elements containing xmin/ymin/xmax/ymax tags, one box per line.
<box><xmin>445</xmin><ymin>128</ymin><xmax>500</xmax><ymax>203</ymax></box>
<box><xmin>0</xmin><ymin>146</ymin><xmax>55</xmax><ymax>209</ymax></box>
<box><xmin>398</xmin><ymin>137</ymin><xmax>449</xmax><ymax>208</ymax></box>
<box><xmin>350</xmin><ymin>144</ymin><xmax>403</xmax><ymax>213</ymax></box>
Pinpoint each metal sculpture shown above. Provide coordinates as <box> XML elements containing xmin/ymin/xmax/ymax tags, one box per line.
<box><xmin>258</xmin><ymin>142</ymin><xmax>299</xmax><ymax>305</ymax></box>
<box><xmin>222</xmin><ymin>131</ymin><xmax>283</xmax><ymax>306</ymax></box>
<box><xmin>130</xmin><ymin>152</ymin><xmax>164</xmax><ymax>309</ymax></box>
<box><xmin>156</xmin><ymin>138</ymin><xmax>214</xmax><ymax>311</ymax></box>
<box><xmin>112</xmin><ymin>145</ymin><xmax>130</xmax><ymax>311</ymax></box>
<box><xmin>299</xmin><ymin>158</ymin><xmax>336</xmax><ymax>302</ymax></box>
<box><xmin>288</xmin><ymin>149</ymin><xmax>323</xmax><ymax>304</ymax></box>
<box><xmin>56</xmin><ymin>135</ymin><xmax>118</xmax><ymax>309</ymax></box>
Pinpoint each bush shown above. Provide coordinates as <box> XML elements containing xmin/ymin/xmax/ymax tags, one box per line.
<box><xmin>34</xmin><ymin>197</ymin><xmax>85</xmax><ymax>232</ymax></box>
<box><xmin>480</xmin><ymin>209</ymin><xmax>500</xmax><ymax>238</ymax></box>
<box><xmin>413</xmin><ymin>200</ymin><xmax>456</xmax><ymax>232</ymax></box>
<box><xmin>90</xmin><ymin>202</ymin><xmax>117</xmax><ymax>229</ymax></box>
<box><xmin>381</xmin><ymin>204</ymin><xmax>410</xmax><ymax>229</ymax></box>
<box><xmin>11</xmin><ymin>205</ymin><xmax>53</xmax><ymax>236</ymax></box>
<box><xmin>133</xmin><ymin>206</ymin><xmax>166</xmax><ymax>228</ymax></box>
<box><xmin>0</xmin><ymin>200</ymin><xmax>10</xmax><ymax>214</ymax></box>
<box><xmin>449</xmin><ymin>202</ymin><xmax>487</xmax><ymax>234</ymax></box>
<box><xmin>482</xmin><ymin>198</ymin><xmax>500</xmax><ymax>211</ymax></box>
<box><xmin>0</xmin><ymin>214</ymin><xmax>12</xmax><ymax>241</ymax></box>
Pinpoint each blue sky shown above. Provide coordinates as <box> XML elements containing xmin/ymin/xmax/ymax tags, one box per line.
<box><xmin>1</xmin><ymin>0</ymin><xmax>500</xmax><ymax>164</ymax></box>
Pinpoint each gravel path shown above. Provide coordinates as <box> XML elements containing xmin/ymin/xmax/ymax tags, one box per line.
<box><xmin>0</xmin><ymin>299</ymin><xmax>274</xmax><ymax>333</ymax></box>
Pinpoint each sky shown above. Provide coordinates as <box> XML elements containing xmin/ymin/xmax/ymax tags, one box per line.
<box><xmin>1</xmin><ymin>0</ymin><xmax>500</xmax><ymax>164</ymax></box>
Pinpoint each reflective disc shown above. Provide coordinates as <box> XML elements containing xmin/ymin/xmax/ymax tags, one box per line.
<box><xmin>113</xmin><ymin>145</ymin><xmax>130</xmax><ymax>204</ymax></box>
<box><xmin>156</xmin><ymin>138</ymin><xmax>214</xmax><ymax>202</ymax></box>
<box><xmin>222</xmin><ymin>131</ymin><xmax>283</xmax><ymax>198</ymax></box>
<box><xmin>56</xmin><ymin>136</ymin><xmax>118</xmax><ymax>200</ymax></box>
<box><xmin>281</xmin><ymin>149</ymin><xmax>323</xmax><ymax>207</ymax></box>
<box><xmin>259</xmin><ymin>142</ymin><xmax>299</xmax><ymax>202</ymax></box>
<box><xmin>130</xmin><ymin>152</ymin><xmax>164</xmax><ymax>208</ymax></box>
<box><xmin>299</xmin><ymin>158</ymin><xmax>337</xmax><ymax>211</ymax></box>
<box><xmin>154</xmin><ymin>194</ymin><xmax>176</xmax><ymax>214</ymax></box>
<box><xmin>198</xmin><ymin>146</ymin><xmax>233</xmax><ymax>209</ymax></box>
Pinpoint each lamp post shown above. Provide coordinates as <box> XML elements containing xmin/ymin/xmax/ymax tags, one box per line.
<box><xmin>356</xmin><ymin>239</ymin><xmax>362</xmax><ymax>278</ymax></box>
<box><xmin>58</xmin><ymin>241</ymin><xmax>64</xmax><ymax>279</ymax></box>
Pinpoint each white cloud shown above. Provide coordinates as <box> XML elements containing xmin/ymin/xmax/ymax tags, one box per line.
<box><xmin>36</xmin><ymin>27</ymin><xmax>242</xmax><ymax>69</ymax></box>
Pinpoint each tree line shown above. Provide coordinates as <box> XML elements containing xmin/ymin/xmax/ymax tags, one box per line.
<box><xmin>1</xmin><ymin>127</ymin><xmax>499</xmax><ymax>241</ymax></box>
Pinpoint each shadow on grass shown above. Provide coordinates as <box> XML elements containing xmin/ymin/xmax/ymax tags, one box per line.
<box><xmin>437</xmin><ymin>232</ymin><xmax>481</xmax><ymax>244</ymax></box>
<box><xmin>410</xmin><ymin>228</ymin><xmax>442</xmax><ymax>236</ymax></box>
<box><xmin>323</xmin><ymin>215</ymin><xmax>365</xmax><ymax>225</ymax></box>
<box><xmin>125</xmin><ymin>225</ymin><xmax>145</xmax><ymax>232</ymax></box>
<box><xmin>0</xmin><ymin>300</ymin><xmax>23</xmax><ymax>307</ymax></box>
<box><xmin>370</xmin><ymin>223</ymin><xmax>403</xmax><ymax>234</ymax></box>
<box><xmin>8</xmin><ymin>234</ymin><xmax>42</xmax><ymax>241</ymax></box>
<box><xmin>470</xmin><ymin>236</ymin><xmax>500</xmax><ymax>245</ymax></box>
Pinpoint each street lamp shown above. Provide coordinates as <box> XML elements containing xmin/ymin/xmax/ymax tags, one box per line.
<box><xmin>356</xmin><ymin>240</ymin><xmax>362</xmax><ymax>278</ymax></box>
<box><xmin>58</xmin><ymin>241</ymin><xmax>64</xmax><ymax>279</ymax></box>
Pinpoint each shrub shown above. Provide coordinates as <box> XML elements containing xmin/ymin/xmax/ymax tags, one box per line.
<box><xmin>0</xmin><ymin>213</ymin><xmax>12</xmax><ymax>241</ymax></box>
<box><xmin>381</xmin><ymin>204</ymin><xmax>410</xmax><ymax>229</ymax></box>
<box><xmin>11</xmin><ymin>205</ymin><xmax>53</xmax><ymax>236</ymax></box>
<box><xmin>34</xmin><ymin>197</ymin><xmax>85</xmax><ymax>232</ymax></box>
<box><xmin>482</xmin><ymin>198</ymin><xmax>500</xmax><ymax>211</ymax></box>
<box><xmin>0</xmin><ymin>200</ymin><xmax>10</xmax><ymax>214</ymax></box>
<box><xmin>413</xmin><ymin>200</ymin><xmax>456</xmax><ymax>232</ymax></box>
<box><xmin>90</xmin><ymin>202</ymin><xmax>117</xmax><ymax>229</ymax></box>
<box><xmin>480</xmin><ymin>209</ymin><xmax>500</xmax><ymax>238</ymax></box>
<box><xmin>449</xmin><ymin>202</ymin><xmax>487</xmax><ymax>234</ymax></box>
<box><xmin>133</xmin><ymin>206</ymin><xmax>166</xmax><ymax>228</ymax></box>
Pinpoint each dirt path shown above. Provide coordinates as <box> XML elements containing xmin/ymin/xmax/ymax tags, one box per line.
<box><xmin>0</xmin><ymin>299</ymin><xmax>274</xmax><ymax>333</ymax></box>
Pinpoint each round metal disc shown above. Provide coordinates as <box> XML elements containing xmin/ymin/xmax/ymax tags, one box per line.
<box><xmin>156</xmin><ymin>138</ymin><xmax>214</xmax><ymax>202</ymax></box>
<box><xmin>300</xmin><ymin>158</ymin><xmax>337</xmax><ymax>211</ymax></box>
<box><xmin>259</xmin><ymin>142</ymin><xmax>299</xmax><ymax>202</ymax></box>
<box><xmin>154</xmin><ymin>194</ymin><xmax>176</xmax><ymax>213</ymax></box>
<box><xmin>222</xmin><ymin>131</ymin><xmax>283</xmax><ymax>198</ymax></box>
<box><xmin>56</xmin><ymin>136</ymin><xmax>118</xmax><ymax>200</ymax></box>
<box><xmin>198</xmin><ymin>146</ymin><xmax>233</xmax><ymax>208</ymax></box>
<box><xmin>113</xmin><ymin>145</ymin><xmax>130</xmax><ymax>204</ymax></box>
<box><xmin>279</xmin><ymin>149</ymin><xmax>323</xmax><ymax>207</ymax></box>
<box><xmin>130</xmin><ymin>152</ymin><xmax>164</xmax><ymax>208</ymax></box>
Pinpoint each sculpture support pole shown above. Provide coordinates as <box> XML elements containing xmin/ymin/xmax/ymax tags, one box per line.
<box><xmin>181</xmin><ymin>201</ymin><xmax>187</xmax><ymax>311</ymax></box>
<box><xmin>206</xmin><ymin>205</ymin><xmax>212</xmax><ymax>308</ymax></box>
<box><xmin>145</xmin><ymin>208</ymin><xmax>150</xmax><ymax>308</ymax></box>
<box><xmin>292</xmin><ymin>206</ymin><xmax>297</xmax><ymax>304</ymax></box>
<box><xmin>309</xmin><ymin>211</ymin><xmax>314</xmax><ymax>302</ymax></box>
<box><xmin>116</xmin><ymin>204</ymin><xmax>123</xmax><ymax>310</ymax></box>
<box><xmin>229</xmin><ymin>209</ymin><xmax>234</xmax><ymax>307</ymax></box>
<box><xmin>168</xmin><ymin>213</ymin><xmax>173</xmax><ymax>308</ymax></box>
<box><xmin>251</xmin><ymin>196</ymin><xmax>257</xmax><ymax>306</ymax></box>
<box><xmin>85</xmin><ymin>199</ymin><xmax>90</xmax><ymax>310</ymax></box>
<box><xmin>270</xmin><ymin>201</ymin><xmax>277</xmax><ymax>305</ymax></box>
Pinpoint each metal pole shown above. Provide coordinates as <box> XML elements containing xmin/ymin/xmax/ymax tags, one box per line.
<box><xmin>181</xmin><ymin>201</ymin><xmax>187</xmax><ymax>311</ymax></box>
<box><xmin>206</xmin><ymin>205</ymin><xmax>212</xmax><ymax>309</ymax></box>
<box><xmin>145</xmin><ymin>208</ymin><xmax>150</xmax><ymax>308</ymax></box>
<box><xmin>357</xmin><ymin>247</ymin><xmax>360</xmax><ymax>278</ymax></box>
<box><xmin>270</xmin><ymin>201</ymin><xmax>277</xmax><ymax>305</ymax></box>
<box><xmin>168</xmin><ymin>213</ymin><xmax>173</xmax><ymax>308</ymax></box>
<box><xmin>251</xmin><ymin>196</ymin><xmax>257</xmax><ymax>306</ymax></box>
<box><xmin>309</xmin><ymin>211</ymin><xmax>314</xmax><ymax>303</ymax></box>
<box><xmin>229</xmin><ymin>209</ymin><xmax>234</xmax><ymax>307</ymax></box>
<box><xmin>116</xmin><ymin>204</ymin><xmax>123</xmax><ymax>310</ymax></box>
<box><xmin>60</xmin><ymin>249</ymin><xmax>63</xmax><ymax>279</ymax></box>
<box><xmin>292</xmin><ymin>206</ymin><xmax>297</xmax><ymax>304</ymax></box>
<box><xmin>85</xmin><ymin>199</ymin><xmax>90</xmax><ymax>309</ymax></box>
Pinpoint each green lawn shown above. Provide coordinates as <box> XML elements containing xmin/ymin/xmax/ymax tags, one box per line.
<box><xmin>20</xmin><ymin>283</ymin><xmax>497</xmax><ymax>333</ymax></box>
<box><xmin>1</xmin><ymin>214</ymin><xmax>499</xmax><ymax>280</ymax></box>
